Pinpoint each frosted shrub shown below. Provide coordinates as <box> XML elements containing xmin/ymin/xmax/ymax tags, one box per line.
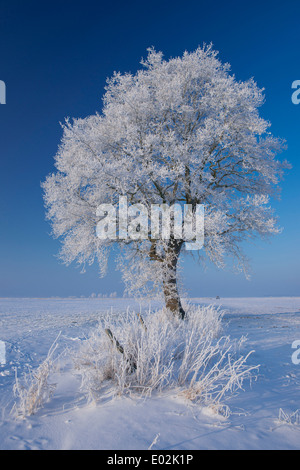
<box><xmin>75</xmin><ymin>308</ymin><xmax>178</xmax><ymax>400</ymax></box>
<box><xmin>180</xmin><ymin>336</ymin><xmax>256</xmax><ymax>416</ymax></box>
<box><xmin>12</xmin><ymin>335</ymin><xmax>60</xmax><ymax>418</ymax></box>
<box><xmin>76</xmin><ymin>305</ymin><xmax>258</xmax><ymax>414</ymax></box>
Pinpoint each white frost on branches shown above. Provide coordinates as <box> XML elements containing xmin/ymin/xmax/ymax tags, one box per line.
<box><xmin>42</xmin><ymin>45</ymin><xmax>288</xmax><ymax>298</ymax></box>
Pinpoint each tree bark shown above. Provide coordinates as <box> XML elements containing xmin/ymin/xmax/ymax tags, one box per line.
<box><xmin>163</xmin><ymin>276</ymin><xmax>185</xmax><ymax>320</ymax></box>
<box><xmin>150</xmin><ymin>239</ymin><xmax>185</xmax><ymax>320</ymax></box>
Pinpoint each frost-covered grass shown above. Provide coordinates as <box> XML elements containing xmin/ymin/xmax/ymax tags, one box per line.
<box><xmin>75</xmin><ymin>304</ymin><xmax>257</xmax><ymax>415</ymax></box>
<box><xmin>1</xmin><ymin>297</ymin><xmax>300</xmax><ymax>450</ymax></box>
<box><xmin>12</xmin><ymin>335</ymin><xmax>60</xmax><ymax>418</ymax></box>
<box><xmin>277</xmin><ymin>408</ymin><xmax>300</xmax><ymax>426</ymax></box>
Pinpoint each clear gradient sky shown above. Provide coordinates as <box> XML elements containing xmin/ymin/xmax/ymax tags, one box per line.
<box><xmin>0</xmin><ymin>0</ymin><xmax>299</xmax><ymax>298</ymax></box>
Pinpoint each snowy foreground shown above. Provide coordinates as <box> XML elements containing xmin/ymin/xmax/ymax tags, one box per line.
<box><xmin>0</xmin><ymin>297</ymin><xmax>299</xmax><ymax>450</ymax></box>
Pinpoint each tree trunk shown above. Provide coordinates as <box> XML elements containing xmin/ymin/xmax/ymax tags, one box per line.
<box><xmin>149</xmin><ymin>239</ymin><xmax>185</xmax><ymax>320</ymax></box>
<box><xmin>163</xmin><ymin>276</ymin><xmax>185</xmax><ymax>320</ymax></box>
<box><xmin>163</xmin><ymin>239</ymin><xmax>185</xmax><ymax>320</ymax></box>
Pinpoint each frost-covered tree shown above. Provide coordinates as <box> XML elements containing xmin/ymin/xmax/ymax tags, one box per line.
<box><xmin>42</xmin><ymin>45</ymin><xmax>288</xmax><ymax>319</ymax></box>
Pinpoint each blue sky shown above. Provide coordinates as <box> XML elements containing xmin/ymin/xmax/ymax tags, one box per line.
<box><xmin>0</xmin><ymin>0</ymin><xmax>299</xmax><ymax>298</ymax></box>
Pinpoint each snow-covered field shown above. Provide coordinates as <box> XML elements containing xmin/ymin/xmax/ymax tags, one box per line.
<box><xmin>0</xmin><ymin>297</ymin><xmax>299</xmax><ymax>450</ymax></box>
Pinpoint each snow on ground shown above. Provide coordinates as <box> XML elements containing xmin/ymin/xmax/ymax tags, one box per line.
<box><xmin>0</xmin><ymin>297</ymin><xmax>299</xmax><ymax>450</ymax></box>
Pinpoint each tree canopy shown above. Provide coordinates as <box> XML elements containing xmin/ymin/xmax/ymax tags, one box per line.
<box><xmin>42</xmin><ymin>45</ymin><xmax>288</xmax><ymax>317</ymax></box>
